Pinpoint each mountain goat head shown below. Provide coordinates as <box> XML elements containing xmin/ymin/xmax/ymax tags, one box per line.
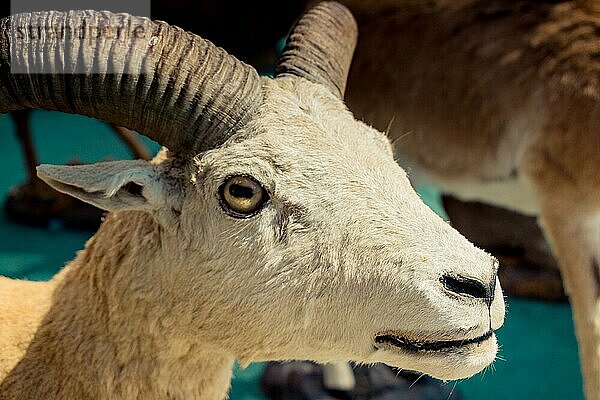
<box><xmin>0</xmin><ymin>2</ymin><xmax>504</xmax><ymax>382</ymax></box>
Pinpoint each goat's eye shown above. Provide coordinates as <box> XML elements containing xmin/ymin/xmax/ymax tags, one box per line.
<box><xmin>219</xmin><ymin>176</ymin><xmax>269</xmax><ymax>217</ymax></box>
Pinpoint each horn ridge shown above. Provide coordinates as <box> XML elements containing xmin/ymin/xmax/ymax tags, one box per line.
<box><xmin>0</xmin><ymin>10</ymin><xmax>262</xmax><ymax>153</ymax></box>
<box><xmin>275</xmin><ymin>1</ymin><xmax>358</xmax><ymax>98</ymax></box>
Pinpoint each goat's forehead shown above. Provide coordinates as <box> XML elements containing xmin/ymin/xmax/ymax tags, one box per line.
<box><xmin>196</xmin><ymin>77</ymin><xmax>402</xmax><ymax>190</ymax></box>
<box><xmin>238</xmin><ymin>78</ymin><xmax>394</xmax><ymax>163</ymax></box>
<box><xmin>218</xmin><ymin>134</ymin><xmax>409</xmax><ymax>206</ymax></box>
<box><xmin>224</xmin><ymin>124</ymin><xmax>398</xmax><ymax>188</ymax></box>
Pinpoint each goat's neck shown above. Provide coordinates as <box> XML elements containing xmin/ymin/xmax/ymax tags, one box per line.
<box><xmin>0</xmin><ymin>212</ymin><xmax>234</xmax><ymax>400</ymax></box>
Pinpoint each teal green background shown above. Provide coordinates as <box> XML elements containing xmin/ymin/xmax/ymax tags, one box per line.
<box><xmin>0</xmin><ymin>111</ymin><xmax>583</xmax><ymax>399</ymax></box>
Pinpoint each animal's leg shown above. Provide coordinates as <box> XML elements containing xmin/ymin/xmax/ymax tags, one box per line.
<box><xmin>10</xmin><ymin>110</ymin><xmax>43</xmax><ymax>191</ymax></box>
<box><xmin>537</xmin><ymin>208</ymin><xmax>599</xmax><ymax>399</ymax></box>
<box><xmin>524</xmin><ymin>151</ymin><xmax>600</xmax><ymax>399</ymax></box>
<box><xmin>322</xmin><ymin>362</ymin><xmax>355</xmax><ymax>392</ymax></box>
<box><xmin>109</xmin><ymin>124</ymin><xmax>152</xmax><ymax>161</ymax></box>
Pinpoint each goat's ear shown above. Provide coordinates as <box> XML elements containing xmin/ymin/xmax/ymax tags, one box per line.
<box><xmin>36</xmin><ymin>160</ymin><xmax>169</xmax><ymax>212</ymax></box>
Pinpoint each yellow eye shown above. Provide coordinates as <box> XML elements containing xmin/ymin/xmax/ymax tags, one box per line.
<box><xmin>220</xmin><ymin>176</ymin><xmax>269</xmax><ymax>217</ymax></box>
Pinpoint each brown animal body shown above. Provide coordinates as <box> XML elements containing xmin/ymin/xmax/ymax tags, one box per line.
<box><xmin>342</xmin><ymin>0</ymin><xmax>600</xmax><ymax>398</ymax></box>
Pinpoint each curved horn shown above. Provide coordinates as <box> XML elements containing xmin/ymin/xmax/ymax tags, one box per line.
<box><xmin>0</xmin><ymin>11</ymin><xmax>262</xmax><ymax>153</ymax></box>
<box><xmin>275</xmin><ymin>2</ymin><xmax>357</xmax><ymax>98</ymax></box>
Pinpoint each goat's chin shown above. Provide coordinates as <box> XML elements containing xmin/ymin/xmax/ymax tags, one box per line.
<box><xmin>369</xmin><ymin>333</ymin><xmax>498</xmax><ymax>381</ymax></box>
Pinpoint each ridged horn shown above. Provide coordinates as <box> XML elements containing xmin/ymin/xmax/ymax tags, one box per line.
<box><xmin>0</xmin><ymin>10</ymin><xmax>262</xmax><ymax>153</ymax></box>
<box><xmin>275</xmin><ymin>1</ymin><xmax>358</xmax><ymax>99</ymax></box>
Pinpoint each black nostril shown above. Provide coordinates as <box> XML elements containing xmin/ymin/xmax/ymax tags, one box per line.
<box><xmin>441</xmin><ymin>274</ymin><xmax>493</xmax><ymax>302</ymax></box>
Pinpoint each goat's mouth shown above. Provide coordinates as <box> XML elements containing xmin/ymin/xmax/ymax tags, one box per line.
<box><xmin>374</xmin><ymin>330</ymin><xmax>493</xmax><ymax>353</ymax></box>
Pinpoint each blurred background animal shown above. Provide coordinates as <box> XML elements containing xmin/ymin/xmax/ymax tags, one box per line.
<box><xmin>340</xmin><ymin>0</ymin><xmax>600</xmax><ymax>398</ymax></box>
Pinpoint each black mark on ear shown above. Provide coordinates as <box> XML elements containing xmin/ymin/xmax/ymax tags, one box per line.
<box><xmin>593</xmin><ymin>258</ymin><xmax>600</xmax><ymax>298</ymax></box>
<box><xmin>123</xmin><ymin>182</ymin><xmax>144</xmax><ymax>197</ymax></box>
